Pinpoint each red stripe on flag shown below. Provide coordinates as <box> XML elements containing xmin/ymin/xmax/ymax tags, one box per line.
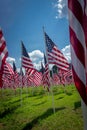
<box><xmin>68</xmin><ymin>0</ymin><xmax>87</xmax><ymax>104</ymax></box>
<box><xmin>0</xmin><ymin>28</ymin><xmax>8</xmax><ymax>88</ymax></box>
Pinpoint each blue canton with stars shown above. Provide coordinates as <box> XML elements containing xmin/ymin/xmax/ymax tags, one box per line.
<box><xmin>21</xmin><ymin>41</ymin><xmax>29</xmax><ymax>58</ymax></box>
<box><xmin>45</xmin><ymin>32</ymin><xmax>55</xmax><ymax>52</ymax></box>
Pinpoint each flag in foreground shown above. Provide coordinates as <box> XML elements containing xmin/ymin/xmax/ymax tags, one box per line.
<box><xmin>0</xmin><ymin>28</ymin><xmax>8</xmax><ymax>88</ymax></box>
<box><xmin>68</xmin><ymin>0</ymin><xmax>87</xmax><ymax>105</ymax></box>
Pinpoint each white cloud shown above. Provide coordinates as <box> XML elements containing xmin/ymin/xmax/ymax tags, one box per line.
<box><xmin>54</xmin><ymin>0</ymin><xmax>68</xmax><ymax>19</ymax></box>
<box><xmin>61</xmin><ymin>45</ymin><xmax>71</xmax><ymax>62</ymax></box>
<box><xmin>6</xmin><ymin>57</ymin><xmax>15</xmax><ymax>63</ymax></box>
<box><xmin>19</xmin><ymin>50</ymin><xmax>44</xmax><ymax>70</ymax></box>
<box><xmin>29</xmin><ymin>50</ymin><xmax>43</xmax><ymax>62</ymax></box>
<box><xmin>28</xmin><ymin>50</ymin><xmax>44</xmax><ymax>70</ymax></box>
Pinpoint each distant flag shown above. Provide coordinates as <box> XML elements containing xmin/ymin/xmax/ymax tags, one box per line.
<box><xmin>28</xmin><ymin>68</ymin><xmax>42</xmax><ymax>86</ymax></box>
<box><xmin>21</xmin><ymin>41</ymin><xmax>34</xmax><ymax>69</ymax></box>
<box><xmin>21</xmin><ymin>41</ymin><xmax>42</xmax><ymax>87</ymax></box>
<box><xmin>0</xmin><ymin>28</ymin><xmax>8</xmax><ymax>88</ymax></box>
<box><xmin>40</xmin><ymin>62</ymin><xmax>45</xmax><ymax>74</ymax></box>
<box><xmin>19</xmin><ymin>66</ymin><xmax>24</xmax><ymax>76</ymax></box>
<box><xmin>63</xmin><ymin>69</ymin><xmax>73</xmax><ymax>85</ymax></box>
<box><xmin>3</xmin><ymin>62</ymin><xmax>14</xmax><ymax>88</ymax></box>
<box><xmin>44</xmin><ymin>32</ymin><xmax>69</xmax><ymax>71</ymax></box>
<box><xmin>52</xmin><ymin>73</ymin><xmax>60</xmax><ymax>85</ymax></box>
<box><xmin>12</xmin><ymin>62</ymin><xmax>19</xmax><ymax>88</ymax></box>
<box><xmin>13</xmin><ymin>61</ymin><xmax>19</xmax><ymax>80</ymax></box>
<box><xmin>68</xmin><ymin>0</ymin><xmax>87</xmax><ymax>105</ymax></box>
<box><xmin>18</xmin><ymin>67</ymin><xmax>24</xmax><ymax>87</ymax></box>
<box><xmin>58</xmin><ymin>69</ymin><xmax>65</xmax><ymax>86</ymax></box>
<box><xmin>3</xmin><ymin>62</ymin><xmax>14</xmax><ymax>75</ymax></box>
<box><xmin>42</xmin><ymin>54</ymin><xmax>50</xmax><ymax>91</ymax></box>
<box><xmin>13</xmin><ymin>61</ymin><xmax>16</xmax><ymax>72</ymax></box>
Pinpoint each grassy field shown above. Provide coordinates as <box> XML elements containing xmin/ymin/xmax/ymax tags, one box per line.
<box><xmin>0</xmin><ymin>85</ymin><xmax>84</xmax><ymax>130</ymax></box>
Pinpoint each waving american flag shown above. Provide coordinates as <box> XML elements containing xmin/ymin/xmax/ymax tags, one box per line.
<box><xmin>21</xmin><ymin>41</ymin><xmax>34</xmax><ymax>69</ymax></box>
<box><xmin>68</xmin><ymin>0</ymin><xmax>87</xmax><ymax>105</ymax></box>
<box><xmin>0</xmin><ymin>28</ymin><xmax>8</xmax><ymax>88</ymax></box>
<box><xmin>44</xmin><ymin>32</ymin><xmax>69</xmax><ymax>71</ymax></box>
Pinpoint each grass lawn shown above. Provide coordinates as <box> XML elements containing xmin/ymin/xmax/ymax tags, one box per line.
<box><xmin>0</xmin><ymin>85</ymin><xmax>84</xmax><ymax>130</ymax></box>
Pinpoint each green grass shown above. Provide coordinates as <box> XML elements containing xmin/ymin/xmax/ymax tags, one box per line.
<box><xmin>0</xmin><ymin>85</ymin><xmax>84</xmax><ymax>130</ymax></box>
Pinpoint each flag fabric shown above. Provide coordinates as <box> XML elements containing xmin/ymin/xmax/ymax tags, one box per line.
<box><xmin>68</xmin><ymin>0</ymin><xmax>87</xmax><ymax>104</ymax></box>
<box><xmin>13</xmin><ymin>62</ymin><xmax>19</xmax><ymax>79</ymax></box>
<box><xmin>58</xmin><ymin>69</ymin><xmax>65</xmax><ymax>86</ymax></box>
<box><xmin>40</xmin><ymin>62</ymin><xmax>45</xmax><ymax>74</ymax></box>
<box><xmin>21</xmin><ymin>41</ymin><xmax>34</xmax><ymax>69</ymax></box>
<box><xmin>3</xmin><ymin>62</ymin><xmax>14</xmax><ymax>75</ymax></box>
<box><xmin>19</xmin><ymin>66</ymin><xmax>24</xmax><ymax>76</ymax></box>
<box><xmin>44</xmin><ymin>32</ymin><xmax>69</xmax><ymax>71</ymax></box>
<box><xmin>21</xmin><ymin>41</ymin><xmax>42</xmax><ymax>87</ymax></box>
<box><xmin>42</xmin><ymin>54</ymin><xmax>50</xmax><ymax>91</ymax></box>
<box><xmin>13</xmin><ymin>61</ymin><xmax>17</xmax><ymax>72</ymax></box>
<box><xmin>31</xmin><ymin>70</ymin><xmax>42</xmax><ymax>86</ymax></box>
<box><xmin>26</xmin><ymin>68</ymin><xmax>42</xmax><ymax>86</ymax></box>
<box><xmin>3</xmin><ymin>62</ymin><xmax>14</xmax><ymax>88</ymax></box>
<box><xmin>12</xmin><ymin>62</ymin><xmax>19</xmax><ymax>88</ymax></box>
<box><xmin>63</xmin><ymin>69</ymin><xmax>73</xmax><ymax>85</ymax></box>
<box><xmin>0</xmin><ymin>28</ymin><xmax>8</xmax><ymax>88</ymax></box>
<box><xmin>18</xmin><ymin>67</ymin><xmax>24</xmax><ymax>87</ymax></box>
<box><xmin>52</xmin><ymin>73</ymin><xmax>60</xmax><ymax>85</ymax></box>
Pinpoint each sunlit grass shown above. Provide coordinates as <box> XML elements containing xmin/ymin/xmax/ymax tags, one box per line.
<box><xmin>0</xmin><ymin>85</ymin><xmax>84</xmax><ymax>130</ymax></box>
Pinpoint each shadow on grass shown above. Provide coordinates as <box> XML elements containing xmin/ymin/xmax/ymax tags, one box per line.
<box><xmin>35</xmin><ymin>95</ymin><xmax>43</xmax><ymax>99</ymax></box>
<box><xmin>33</xmin><ymin>101</ymin><xmax>46</xmax><ymax>106</ymax></box>
<box><xmin>0</xmin><ymin>104</ymin><xmax>20</xmax><ymax>118</ymax></box>
<box><xmin>10</xmin><ymin>99</ymin><xmax>21</xmax><ymax>104</ymax></box>
<box><xmin>74</xmin><ymin>101</ymin><xmax>81</xmax><ymax>110</ymax></box>
<box><xmin>22</xmin><ymin>107</ymin><xmax>66</xmax><ymax>130</ymax></box>
<box><xmin>56</xmin><ymin>96</ymin><xmax>64</xmax><ymax>100</ymax></box>
<box><xmin>65</xmin><ymin>92</ymin><xmax>73</xmax><ymax>96</ymax></box>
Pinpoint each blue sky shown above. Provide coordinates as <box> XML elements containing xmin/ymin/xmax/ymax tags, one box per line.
<box><xmin>0</xmin><ymin>0</ymin><xmax>71</xmax><ymax>71</ymax></box>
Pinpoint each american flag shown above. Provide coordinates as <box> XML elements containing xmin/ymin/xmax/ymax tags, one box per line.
<box><xmin>63</xmin><ymin>69</ymin><xmax>73</xmax><ymax>85</ymax></box>
<box><xmin>52</xmin><ymin>73</ymin><xmax>60</xmax><ymax>85</ymax></box>
<box><xmin>3</xmin><ymin>62</ymin><xmax>14</xmax><ymax>88</ymax></box>
<box><xmin>13</xmin><ymin>61</ymin><xmax>19</xmax><ymax>78</ymax></box>
<box><xmin>3</xmin><ymin>62</ymin><xmax>14</xmax><ymax>75</ymax></box>
<box><xmin>21</xmin><ymin>41</ymin><xmax>42</xmax><ymax>87</ymax></box>
<box><xmin>21</xmin><ymin>41</ymin><xmax>34</xmax><ymax>69</ymax></box>
<box><xmin>68</xmin><ymin>0</ymin><xmax>87</xmax><ymax>104</ymax></box>
<box><xmin>12</xmin><ymin>62</ymin><xmax>19</xmax><ymax>88</ymax></box>
<box><xmin>0</xmin><ymin>28</ymin><xmax>8</xmax><ymax>88</ymax></box>
<box><xmin>27</xmin><ymin>68</ymin><xmax>42</xmax><ymax>86</ymax></box>
<box><xmin>42</xmin><ymin>54</ymin><xmax>50</xmax><ymax>91</ymax></box>
<box><xmin>44</xmin><ymin>32</ymin><xmax>69</xmax><ymax>71</ymax></box>
<box><xmin>40</xmin><ymin>62</ymin><xmax>45</xmax><ymax>74</ymax></box>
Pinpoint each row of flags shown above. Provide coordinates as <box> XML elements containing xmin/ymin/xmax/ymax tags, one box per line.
<box><xmin>0</xmin><ymin>28</ymin><xmax>73</xmax><ymax>91</ymax></box>
<box><xmin>2</xmin><ymin>61</ymin><xmax>73</xmax><ymax>89</ymax></box>
<box><xmin>1</xmin><ymin>0</ymin><xmax>87</xmax><ymax>105</ymax></box>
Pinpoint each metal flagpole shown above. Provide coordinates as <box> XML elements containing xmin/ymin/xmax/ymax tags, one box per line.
<box><xmin>20</xmin><ymin>41</ymin><xmax>23</xmax><ymax>106</ymax></box>
<box><xmin>81</xmin><ymin>99</ymin><xmax>87</xmax><ymax>130</ymax></box>
<box><xmin>43</xmin><ymin>26</ymin><xmax>55</xmax><ymax>114</ymax></box>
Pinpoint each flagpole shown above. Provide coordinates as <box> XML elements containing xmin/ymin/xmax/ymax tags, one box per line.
<box><xmin>20</xmin><ymin>41</ymin><xmax>23</xmax><ymax>106</ymax></box>
<box><xmin>81</xmin><ymin>99</ymin><xmax>87</xmax><ymax>130</ymax></box>
<box><xmin>43</xmin><ymin>26</ymin><xmax>55</xmax><ymax>114</ymax></box>
<box><xmin>25</xmin><ymin>70</ymin><xmax>28</xmax><ymax>98</ymax></box>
